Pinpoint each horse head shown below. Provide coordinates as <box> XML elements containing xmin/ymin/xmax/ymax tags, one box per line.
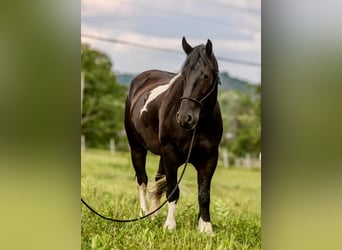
<box><xmin>176</xmin><ymin>37</ymin><xmax>219</xmax><ymax>130</ymax></box>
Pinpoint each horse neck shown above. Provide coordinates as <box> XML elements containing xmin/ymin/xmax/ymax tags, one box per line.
<box><xmin>167</xmin><ymin>73</ymin><xmax>184</xmax><ymax>100</ymax></box>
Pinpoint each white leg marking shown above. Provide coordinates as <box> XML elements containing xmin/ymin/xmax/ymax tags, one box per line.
<box><xmin>198</xmin><ymin>217</ymin><xmax>213</xmax><ymax>235</ymax></box>
<box><xmin>163</xmin><ymin>201</ymin><xmax>177</xmax><ymax>230</ymax></box>
<box><xmin>137</xmin><ymin>183</ymin><xmax>147</xmax><ymax>216</ymax></box>
<box><xmin>140</xmin><ymin>73</ymin><xmax>181</xmax><ymax>116</ymax></box>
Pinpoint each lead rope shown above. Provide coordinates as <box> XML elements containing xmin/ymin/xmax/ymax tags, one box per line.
<box><xmin>81</xmin><ymin>127</ymin><xmax>197</xmax><ymax>222</ymax></box>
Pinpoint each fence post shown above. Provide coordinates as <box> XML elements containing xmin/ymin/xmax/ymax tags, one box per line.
<box><xmin>81</xmin><ymin>71</ymin><xmax>84</xmax><ymax>112</ymax></box>
<box><xmin>81</xmin><ymin>134</ymin><xmax>85</xmax><ymax>152</ymax></box>
<box><xmin>223</xmin><ymin>149</ymin><xmax>229</xmax><ymax>168</ymax></box>
<box><xmin>81</xmin><ymin>73</ymin><xmax>85</xmax><ymax>153</ymax></box>
<box><xmin>110</xmin><ymin>138</ymin><xmax>115</xmax><ymax>155</ymax></box>
<box><xmin>246</xmin><ymin>153</ymin><xmax>251</xmax><ymax>169</ymax></box>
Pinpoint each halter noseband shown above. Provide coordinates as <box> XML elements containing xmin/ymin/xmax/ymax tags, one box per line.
<box><xmin>180</xmin><ymin>48</ymin><xmax>220</xmax><ymax>108</ymax></box>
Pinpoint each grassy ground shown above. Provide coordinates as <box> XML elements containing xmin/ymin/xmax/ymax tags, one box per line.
<box><xmin>81</xmin><ymin>149</ymin><xmax>261</xmax><ymax>250</ymax></box>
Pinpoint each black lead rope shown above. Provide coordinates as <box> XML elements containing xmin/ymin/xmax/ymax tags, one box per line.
<box><xmin>81</xmin><ymin>128</ymin><xmax>197</xmax><ymax>222</ymax></box>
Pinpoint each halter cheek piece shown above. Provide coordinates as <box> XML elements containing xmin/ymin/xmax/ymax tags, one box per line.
<box><xmin>180</xmin><ymin>48</ymin><xmax>220</xmax><ymax>108</ymax></box>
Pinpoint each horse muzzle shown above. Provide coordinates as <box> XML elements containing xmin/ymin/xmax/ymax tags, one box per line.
<box><xmin>176</xmin><ymin>111</ymin><xmax>198</xmax><ymax>130</ymax></box>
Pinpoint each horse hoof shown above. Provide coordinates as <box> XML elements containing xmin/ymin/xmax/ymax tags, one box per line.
<box><xmin>139</xmin><ymin>208</ymin><xmax>147</xmax><ymax>217</ymax></box>
<box><xmin>198</xmin><ymin>217</ymin><xmax>213</xmax><ymax>235</ymax></box>
<box><xmin>150</xmin><ymin>212</ymin><xmax>159</xmax><ymax>220</ymax></box>
<box><xmin>149</xmin><ymin>205</ymin><xmax>160</xmax><ymax>220</ymax></box>
<box><xmin>163</xmin><ymin>221</ymin><xmax>176</xmax><ymax>231</ymax></box>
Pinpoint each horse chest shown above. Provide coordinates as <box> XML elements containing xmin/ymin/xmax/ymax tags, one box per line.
<box><xmin>177</xmin><ymin>136</ymin><xmax>212</xmax><ymax>158</ymax></box>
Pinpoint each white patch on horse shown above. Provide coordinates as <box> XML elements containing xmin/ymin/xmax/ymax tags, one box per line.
<box><xmin>198</xmin><ymin>217</ymin><xmax>213</xmax><ymax>235</ymax></box>
<box><xmin>137</xmin><ymin>182</ymin><xmax>147</xmax><ymax>216</ymax></box>
<box><xmin>140</xmin><ymin>73</ymin><xmax>180</xmax><ymax>116</ymax></box>
<box><xmin>163</xmin><ymin>201</ymin><xmax>177</xmax><ymax>230</ymax></box>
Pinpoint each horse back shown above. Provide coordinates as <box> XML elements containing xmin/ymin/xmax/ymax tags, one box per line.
<box><xmin>127</xmin><ymin>70</ymin><xmax>176</xmax><ymax>102</ymax></box>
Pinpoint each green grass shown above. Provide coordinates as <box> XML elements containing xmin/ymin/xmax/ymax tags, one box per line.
<box><xmin>81</xmin><ymin>149</ymin><xmax>261</xmax><ymax>250</ymax></box>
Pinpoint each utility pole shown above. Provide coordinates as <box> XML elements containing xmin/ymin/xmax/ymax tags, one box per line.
<box><xmin>81</xmin><ymin>71</ymin><xmax>84</xmax><ymax>112</ymax></box>
<box><xmin>81</xmin><ymin>72</ymin><xmax>85</xmax><ymax>151</ymax></box>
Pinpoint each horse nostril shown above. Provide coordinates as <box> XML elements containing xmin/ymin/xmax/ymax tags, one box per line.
<box><xmin>185</xmin><ymin>114</ymin><xmax>193</xmax><ymax>123</ymax></box>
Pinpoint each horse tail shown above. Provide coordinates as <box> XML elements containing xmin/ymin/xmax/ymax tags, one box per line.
<box><xmin>149</xmin><ymin>176</ymin><xmax>167</xmax><ymax>200</ymax></box>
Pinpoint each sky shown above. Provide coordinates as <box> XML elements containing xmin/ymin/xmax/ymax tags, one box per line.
<box><xmin>81</xmin><ymin>0</ymin><xmax>261</xmax><ymax>84</ymax></box>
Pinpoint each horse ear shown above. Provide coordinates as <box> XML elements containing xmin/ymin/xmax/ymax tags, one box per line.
<box><xmin>182</xmin><ymin>37</ymin><xmax>193</xmax><ymax>55</ymax></box>
<box><xmin>206</xmin><ymin>39</ymin><xmax>212</xmax><ymax>56</ymax></box>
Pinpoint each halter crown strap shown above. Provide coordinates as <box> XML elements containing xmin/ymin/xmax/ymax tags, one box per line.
<box><xmin>199</xmin><ymin>48</ymin><xmax>216</xmax><ymax>72</ymax></box>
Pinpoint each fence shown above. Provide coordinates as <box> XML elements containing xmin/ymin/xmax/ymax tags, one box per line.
<box><xmin>80</xmin><ymin>135</ymin><xmax>117</xmax><ymax>154</ymax></box>
<box><xmin>220</xmin><ymin>149</ymin><xmax>261</xmax><ymax>169</ymax></box>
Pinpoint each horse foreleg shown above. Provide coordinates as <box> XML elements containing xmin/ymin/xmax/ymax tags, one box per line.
<box><xmin>197</xmin><ymin>176</ymin><xmax>213</xmax><ymax>234</ymax></box>
<box><xmin>196</xmin><ymin>152</ymin><xmax>218</xmax><ymax>235</ymax></box>
<box><xmin>164</xmin><ymin>200</ymin><xmax>177</xmax><ymax>230</ymax></box>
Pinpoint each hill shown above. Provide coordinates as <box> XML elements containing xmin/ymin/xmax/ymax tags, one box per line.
<box><xmin>116</xmin><ymin>71</ymin><xmax>258</xmax><ymax>93</ymax></box>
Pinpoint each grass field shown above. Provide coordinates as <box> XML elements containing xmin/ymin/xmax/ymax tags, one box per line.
<box><xmin>81</xmin><ymin>149</ymin><xmax>261</xmax><ymax>250</ymax></box>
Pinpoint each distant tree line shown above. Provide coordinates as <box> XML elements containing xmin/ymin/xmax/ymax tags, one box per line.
<box><xmin>81</xmin><ymin>44</ymin><xmax>260</xmax><ymax>159</ymax></box>
<box><xmin>218</xmin><ymin>86</ymin><xmax>261</xmax><ymax>160</ymax></box>
<box><xmin>81</xmin><ymin>44</ymin><xmax>127</xmax><ymax>149</ymax></box>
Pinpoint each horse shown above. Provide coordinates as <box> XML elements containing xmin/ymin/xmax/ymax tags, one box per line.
<box><xmin>124</xmin><ymin>37</ymin><xmax>223</xmax><ymax>234</ymax></box>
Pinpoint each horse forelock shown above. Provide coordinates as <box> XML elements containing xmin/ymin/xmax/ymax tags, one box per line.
<box><xmin>181</xmin><ymin>45</ymin><xmax>218</xmax><ymax>75</ymax></box>
<box><xmin>181</xmin><ymin>45</ymin><xmax>202</xmax><ymax>73</ymax></box>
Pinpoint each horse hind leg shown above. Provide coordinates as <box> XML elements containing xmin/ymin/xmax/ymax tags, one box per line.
<box><xmin>149</xmin><ymin>157</ymin><xmax>167</xmax><ymax>219</ymax></box>
<box><xmin>131</xmin><ymin>148</ymin><xmax>148</xmax><ymax>216</ymax></box>
<box><xmin>136</xmin><ymin>179</ymin><xmax>147</xmax><ymax>217</ymax></box>
<box><xmin>162</xmin><ymin>152</ymin><xmax>180</xmax><ymax>231</ymax></box>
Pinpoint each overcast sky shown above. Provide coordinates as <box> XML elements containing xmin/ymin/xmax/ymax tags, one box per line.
<box><xmin>81</xmin><ymin>0</ymin><xmax>261</xmax><ymax>84</ymax></box>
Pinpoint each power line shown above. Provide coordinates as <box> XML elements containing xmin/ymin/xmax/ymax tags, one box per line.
<box><xmin>130</xmin><ymin>1</ymin><xmax>230</xmax><ymax>27</ymax></box>
<box><xmin>81</xmin><ymin>34</ymin><xmax>261</xmax><ymax>67</ymax></box>
<box><xmin>120</xmin><ymin>0</ymin><xmax>259</xmax><ymax>33</ymax></box>
<box><xmin>217</xmin><ymin>56</ymin><xmax>260</xmax><ymax>67</ymax></box>
<box><xmin>202</xmin><ymin>0</ymin><xmax>261</xmax><ymax>14</ymax></box>
<box><xmin>82</xmin><ymin>34</ymin><xmax>179</xmax><ymax>54</ymax></box>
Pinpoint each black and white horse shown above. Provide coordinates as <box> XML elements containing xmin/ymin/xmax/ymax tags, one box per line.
<box><xmin>124</xmin><ymin>37</ymin><xmax>222</xmax><ymax>234</ymax></box>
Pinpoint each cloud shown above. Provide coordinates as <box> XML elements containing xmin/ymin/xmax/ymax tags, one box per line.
<box><xmin>81</xmin><ymin>0</ymin><xmax>261</xmax><ymax>82</ymax></box>
<box><xmin>218</xmin><ymin>0</ymin><xmax>261</xmax><ymax>11</ymax></box>
<box><xmin>216</xmin><ymin>33</ymin><xmax>260</xmax><ymax>52</ymax></box>
<box><xmin>81</xmin><ymin>0</ymin><xmax>133</xmax><ymax>17</ymax></box>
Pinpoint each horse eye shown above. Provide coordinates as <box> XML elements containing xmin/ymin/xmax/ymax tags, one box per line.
<box><xmin>203</xmin><ymin>75</ymin><xmax>209</xmax><ymax>80</ymax></box>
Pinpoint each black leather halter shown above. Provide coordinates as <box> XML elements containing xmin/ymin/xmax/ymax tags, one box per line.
<box><xmin>180</xmin><ymin>48</ymin><xmax>220</xmax><ymax>108</ymax></box>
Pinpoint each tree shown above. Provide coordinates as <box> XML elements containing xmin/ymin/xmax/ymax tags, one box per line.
<box><xmin>218</xmin><ymin>86</ymin><xmax>261</xmax><ymax>159</ymax></box>
<box><xmin>81</xmin><ymin>44</ymin><xmax>127</xmax><ymax>148</ymax></box>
